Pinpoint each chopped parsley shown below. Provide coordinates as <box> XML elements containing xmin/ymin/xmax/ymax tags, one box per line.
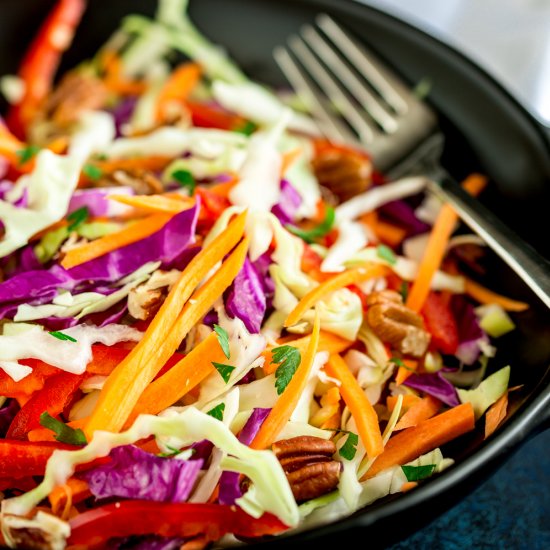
<box><xmin>399</xmin><ymin>281</ymin><xmax>409</xmax><ymax>302</ymax></box>
<box><xmin>67</xmin><ymin>206</ymin><xmax>89</xmax><ymax>232</ymax></box>
<box><xmin>339</xmin><ymin>431</ymin><xmax>359</xmax><ymax>460</ymax></box>
<box><xmin>39</xmin><ymin>412</ymin><xmax>87</xmax><ymax>446</ymax></box>
<box><xmin>286</xmin><ymin>206</ymin><xmax>335</xmax><ymax>244</ymax></box>
<box><xmin>172</xmin><ymin>169</ymin><xmax>196</xmax><ymax>195</ymax></box>
<box><xmin>234</xmin><ymin>120</ymin><xmax>256</xmax><ymax>136</ymax></box>
<box><xmin>49</xmin><ymin>331</ymin><xmax>77</xmax><ymax>343</ymax></box>
<box><xmin>213</xmin><ymin>324</ymin><xmax>230</xmax><ymax>359</ymax></box>
<box><xmin>207</xmin><ymin>402</ymin><xmax>225</xmax><ymax>421</ymax></box>
<box><xmin>272</xmin><ymin>345</ymin><xmax>301</xmax><ymax>395</ymax></box>
<box><xmin>158</xmin><ymin>445</ymin><xmax>185</xmax><ymax>458</ymax></box>
<box><xmin>212</xmin><ymin>362</ymin><xmax>235</xmax><ymax>384</ymax></box>
<box><xmin>376</xmin><ymin>244</ymin><xmax>397</xmax><ymax>265</ymax></box>
<box><xmin>401</xmin><ymin>464</ymin><xmax>436</xmax><ymax>482</ymax></box>
<box><xmin>16</xmin><ymin>145</ymin><xmax>41</xmax><ymax>165</ymax></box>
<box><xmin>82</xmin><ymin>163</ymin><xmax>103</xmax><ymax>181</ymax></box>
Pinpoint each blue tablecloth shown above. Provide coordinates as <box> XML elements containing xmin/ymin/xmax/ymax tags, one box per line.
<box><xmin>387</xmin><ymin>430</ymin><xmax>550</xmax><ymax>549</ymax></box>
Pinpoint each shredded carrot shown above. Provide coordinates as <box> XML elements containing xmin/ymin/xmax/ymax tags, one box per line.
<box><xmin>28</xmin><ymin>418</ymin><xmax>88</xmax><ymax>442</ymax></box>
<box><xmin>84</xmin><ymin>212</ymin><xmax>248</xmax><ymax>436</ymax></box>
<box><xmin>464</xmin><ymin>277</ymin><xmax>529</xmax><ymax>312</ymax></box>
<box><xmin>325</xmin><ymin>353</ymin><xmax>384</xmax><ymax>458</ymax></box>
<box><xmin>361</xmin><ymin>212</ymin><xmax>407</xmax><ymax>247</ymax></box>
<box><xmin>128</xmin><ymin>332</ymin><xmax>226</xmax><ymax>424</ymax></box>
<box><xmin>46</xmin><ymin>136</ymin><xmax>69</xmax><ymax>155</ymax></box>
<box><xmin>251</xmin><ymin>313</ymin><xmax>321</xmax><ymax>450</ymax></box>
<box><xmin>363</xmin><ymin>402</ymin><xmax>475</xmax><ymax>479</ymax></box>
<box><xmin>0</xmin><ymin>124</ymin><xmax>30</xmax><ymax>169</ymax></box>
<box><xmin>155</xmin><ymin>62</ymin><xmax>201</xmax><ymax>122</ymax></box>
<box><xmin>60</xmin><ymin>213</ymin><xmax>172</xmax><ymax>269</ymax></box>
<box><xmin>137</xmin><ymin>438</ymin><xmax>161</xmax><ymax>455</ymax></box>
<box><xmin>401</xmin><ymin>481</ymin><xmax>418</xmax><ymax>493</ymax></box>
<box><xmin>394</xmin><ymin>395</ymin><xmax>441</xmax><ymax>431</ymax></box>
<box><xmin>93</xmin><ymin>156</ymin><xmax>174</xmax><ymax>174</ymax></box>
<box><xmin>320</xmin><ymin>410</ymin><xmax>341</xmax><ymax>430</ymax></box>
<box><xmin>386</xmin><ymin>394</ymin><xmax>420</xmax><ymax>413</ymax></box>
<box><xmin>101</xmin><ymin>50</ymin><xmax>148</xmax><ymax>96</ymax></box>
<box><xmin>284</xmin><ymin>263</ymin><xmax>387</xmax><ymax>327</ymax></box>
<box><xmin>395</xmin><ymin>358</ymin><xmax>418</xmax><ymax>386</ymax></box>
<box><xmin>280</xmin><ymin>147</ymin><xmax>302</xmax><ymax>176</ymax></box>
<box><xmin>206</xmin><ymin>176</ymin><xmax>239</xmax><ymax>198</ymax></box>
<box><xmin>49</xmin><ymin>478</ymin><xmax>89</xmax><ymax>517</ymax></box>
<box><xmin>484</xmin><ymin>391</ymin><xmax>508</xmax><ymax>439</ymax></box>
<box><xmin>310</xmin><ymin>387</ymin><xmax>341</xmax><ymax>428</ymax></box>
<box><xmin>263</xmin><ymin>331</ymin><xmax>351</xmax><ymax>375</ymax></box>
<box><xmin>107</xmin><ymin>193</ymin><xmax>195</xmax><ymax>215</ymax></box>
<box><xmin>406</xmin><ymin>174</ymin><xmax>487</xmax><ymax>312</ymax></box>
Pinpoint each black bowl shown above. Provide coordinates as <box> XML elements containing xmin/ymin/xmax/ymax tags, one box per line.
<box><xmin>1</xmin><ymin>0</ymin><xmax>549</xmax><ymax>547</ymax></box>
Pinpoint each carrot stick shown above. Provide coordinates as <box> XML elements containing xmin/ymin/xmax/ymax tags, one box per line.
<box><xmin>325</xmin><ymin>353</ymin><xmax>384</xmax><ymax>458</ymax></box>
<box><xmin>484</xmin><ymin>391</ymin><xmax>508</xmax><ymax>439</ymax></box>
<box><xmin>84</xmin><ymin>213</ymin><xmax>248</xmax><ymax>436</ymax></box>
<box><xmin>250</xmin><ymin>313</ymin><xmax>321</xmax><ymax>450</ymax></box>
<box><xmin>386</xmin><ymin>394</ymin><xmax>420</xmax><ymax>413</ymax></box>
<box><xmin>394</xmin><ymin>395</ymin><xmax>441</xmax><ymax>431</ymax></box>
<box><xmin>93</xmin><ymin>156</ymin><xmax>174</xmax><ymax>174</ymax></box>
<box><xmin>280</xmin><ymin>147</ymin><xmax>302</xmax><ymax>176</ymax></box>
<box><xmin>262</xmin><ymin>331</ymin><xmax>351</xmax><ymax>375</ymax></box>
<box><xmin>49</xmin><ymin>478</ymin><xmax>90</xmax><ymax>516</ymax></box>
<box><xmin>107</xmin><ymin>194</ymin><xmax>195</xmax><ymax>215</ymax></box>
<box><xmin>284</xmin><ymin>263</ymin><xmax>387</xmax><ymax>327</ymax></box>
<box><xmin>395</xmin><ymin>358</ymin><xmax>418</xmax><ymax>386</ymax></box>
<box><xmin>406</xmin><ymin>174</ymin><xmax>487</xmax><ymax>312</ymax></box>
<box><xmin>361</xmin><ymin>212</ymin><xmax>407</xmax><ymax>247</ymax></box>
<box><xmin>27</xmin><ymin>418</ymin><xmax>88</xmax><ymax>442</ymax></box>
<box><xmin>464</xmin><ymin>277</ymin><xmax>529</xmax><ymax>312</ymax></box>
<box><xmin>156</xmin><ymin>62</ymin><xmax>201</xmax><ymax>122</ymax></box>
<box><xmin>363</xmin><ymin>402</ymin><xmax>475</xmax><ymax>479</ymax></box>
<box><xmin>60</xmin><ymin>213</ymin><xmax>172</xmax><ymax>269</ymax></box>
<box><xmin>127</xmin><ymin>332</ymin><xmax>226</xmax><ymax>423</ymax></box>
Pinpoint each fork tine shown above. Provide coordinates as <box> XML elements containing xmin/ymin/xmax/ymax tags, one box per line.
<box><xmin>288</xmin><ymin>33</ymin><xmax>377</xmax><ymax>144</ymax></box>
<box><xmin>316</xmin><ymin>13</ymin><xmax>409</xmax><ymax>115</ymax></box>
<box><xmin>273</xmin><ymin>45</ymin><xmax>358</xmax><ymax>144</ymax></box>
<box><xmin>300</xmin><ymin>25</ymin><xmax>399</xmax><ymax>134</ymax></box>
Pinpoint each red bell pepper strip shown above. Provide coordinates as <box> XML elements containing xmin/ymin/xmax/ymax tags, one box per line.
<box><xmin>0</xmin><ymin>359</ymin><xmax>58</xmax><ymax>399</ymax></box>
<box><xmin>6</xmin><ymin>0</ymin><xmax>87</xmax><ymax>138</ymax></box>
<box><xmin>185</xmin><ymin>101</ymin><xmax>246</xmax><ymax>131</ymax></box>
<box><xmin>6</xmin><ymin>371</ymin><xmax>85</xmax><ymax>439</ymax></box>
<box><xmin>0</xmin><ymin>440</ymin><xmax>75</xmax><ymax>478</ymax></box>
<box><xmin>421</xmin><ymin>291</ymin><xmax>459</xmax><ymax>355</ymax></box>
<box><xmin>68</xmin><ymin>501</ymin><xmax>288</xmax><ymax>548</ymax></box>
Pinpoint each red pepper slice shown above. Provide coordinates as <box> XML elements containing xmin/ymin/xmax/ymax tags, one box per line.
<box><xmin>6</xmin><ymin>371</ymin><xmax>85</xmax><ymax>439</ymax></box>
<box><xmin>421</xmin><ymin>291</ymin><xmax>459</xmax><ymax>355</ymax></box>
<box><xmin>6</xmin><ymin>0</ymin><xmax>87</xmax><ymax>138</ymax></box>
<box><xmin>0</xmin><ymin>360</ymin><xmax>58</xmax><ymax>399</ymax></box>
<box><xmin>185</xmin><ymin>101</ymin><xmax>245</xmax><ymax>131</ymax></box>
<box><xmin>68</xmin><ymin>501</ymin><xmax>288</xmax><ymax>548</ymax></box>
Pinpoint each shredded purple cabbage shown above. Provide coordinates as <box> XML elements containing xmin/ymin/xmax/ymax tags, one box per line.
<box><xmin>109</xmin><ymin>97</ymin><xmax>138</xmax><ymax>138</ymax></box>
<box><xmin>452</xmin><ymin>296</ymin><xmax>488</xmax><ymax>365</ymax></box>
<box><xmin>82</xmin><ymin>445</ymin><xmax>202</xmax><ymax>503</ymax></box>
<box><xmin>69</xmin><ymin>187</ymin><xmax>135</xmax><ymax>217</ymax></box>
<box><xmin>0</xmin><ymin>399</ymin><xmax>20</xmax><ymax>438</ymax></box>
<box><xmin>111</xmin><ymin>536</ymin><xmax>186</xmax><ymax>550</ymax></box>
<box><xmin>225</xmin><ymin>257</ymin><xmax>266</xmax><ymax>333</ymax></box>
<box><xmin>218</xmin><ymin>408</ymin><xmax>271</xmax><ymax>505</ymax></box>
<box><xmin>380</xmin><ymin>199</ymin><xmax>430</xmax><ymax>236</ymax></box>
<box><xmin>403</xmin><ymin>371</ymin><xmax>460</xmax><ymax>407</ymax></box>
<box><xmin>271</xmin><ymin>179</ymin><xmax>302</xmax><ymax>225</ymax></box>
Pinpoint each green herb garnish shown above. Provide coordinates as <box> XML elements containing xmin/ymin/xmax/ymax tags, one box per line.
<box><xmin>39</xmin><ymin>412</ymin><xmax>87</xmax><ymax>445</ymax></box>
<box><xmin>213</xmin><ymin>324</ymin><xmax>230</xmax><ymax>359</ymax></box>
<box><xmin>234</xmin><ymin>120</ymin><xmax>256</xmax><ymax>136</ymax></box>
<box><xmin>82</xmin><ymin>164</ymin><xmax>103</xmax><ymax>181</ymax></box>
<box><xmin>272</xmin><ymin>345</ymin><xmax>301</xmax><ymax>395</ymax></box>
<box><xmin>158</xmin><ymin>445</ymin><xmax>185</xmax><ymax>458</ymax></box>
<box><xmin>286</xmin><ymin>206</ymin><xmax>335</xmax><ymax>244</ymax></box>
<box><xmin>49</xmin><ymin>331</ymin><xmax>77</xmax><ymax>343</ymax></box>
<box><xmin>172</xmin><ymin>169</ymin><xmax>196</xmax><ymax>195</ymax></box>
<box><xmin>212</xmin><ymin>362</ymin><xmax>235</xmax><ymax>384</ymax></box>
<box><xmin>207</xmin><ymin>402</ymin><xmax>225</xmax><ymax>421</ymax></box>
<box><xmin>67</xmin><ymin>206</ymin><xmax>89</xmax><ymax>232</ymax></box>
<box><xmin>401</xmin><ymin>464</ymin><xmax>436</xmax><ymax>482</ymax></box>
<box><xmin>339</xmin><ymin>431</ymin><xmax>359</xmax><ymax>460</ymax></box>
<box><xmin>399</xmin><ymin>281</ymin><xmax>409</xmax><ymax>302</ymax></box>
<box><xmin>16</xmin><ymin>145</ymin><xmax>41</xmax><ymax>165</ymax></box>
<box><xmin>376</xmin><ymin>244</ymin><xmax>397</xmax><ymax>265</ymax></box>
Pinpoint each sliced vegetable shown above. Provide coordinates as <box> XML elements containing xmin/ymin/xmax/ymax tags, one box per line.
<box><xmin>394</xmin><ymin>395</ymin><xmax>441</xmax><ymax>431</ymax></box>
<box><xmin>484</xmin><ymin>391</ymin><xmax>508</xmax><ymax>439</ymax></box>
<box><xmin>476</xmin><ymin>304</ymin><xmax>516</xmax><ymax>337</ymax></box>
<box><xmin>464</xmin><ymin>278</ymin><xmax>529</xmax><ymax>312</ymax></box>
<box><xmin>287</xmin><ymin>205</ymin><xmax>335</xmax><ymax>244</ymax></box>
<box><xmin>38</xmin><ymin>411</ymin><xmax>87</xmax><ymax>445</ymax></box>
<box><xmin>403</xmin><ymin>371</ymin><xmax>460</xmax><ymax>407</ymax></box>
<box><xmin>421</xmin><ymin>291</ymin><xmax>459</xmax><ymax>355</ymax></box>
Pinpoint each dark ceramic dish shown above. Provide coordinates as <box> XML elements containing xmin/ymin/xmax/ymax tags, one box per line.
<box><xmin>0</xmin><ymin>0</ymin><xmax>549</xmax><ymax>548</ymax></box>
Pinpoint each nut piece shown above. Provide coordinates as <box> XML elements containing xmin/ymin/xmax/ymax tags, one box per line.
<box><xmin>128</xmin><ymin>269</ymin><xmax>181</xmax><ymax>321</ymax></box>
<box><xmin>2</xmin><ymin>512</ymin><xmax>70</xmax><ymax>550</ymax></box>
<box><xmin>96</xmin><ymin>168</ymin><xmax>164</xmax><ymax>195</ymax></box>
<box><xmin>312</xmin><ymin>148</ymin><xmax>372</xmax><ymax>203</ymax></box>
<box><xmin>366</xmin><ymin>290</ymin><xmax>431</xmax><ymax>357</ymax></box>
<box><xmin>272</xmin><ymin>436</ymin><xmax>341</xmax><ymax>503</ymax></box>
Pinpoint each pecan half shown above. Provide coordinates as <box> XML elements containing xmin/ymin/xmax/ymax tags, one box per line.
<box><xmin>312</xmin><ymin>148</ymin><xmax>372</xmax><ymax>203</ymax></box>
<box><xmin>272</xmin><ymin>436</ymin><xmax>340</xmax><ymax>503</ymax></box>
<box><xmin>366</xmin><ymin>289</ymin><xmax>431</xmax><ymax>357</ymax></box>
<box><xmin>96</xmin><ymin>168</ymin><xmax>163</xmax><ymax>195</ymax></box>
<box><xmin>2</xmin><ymin>512</ymin><xmax>69</xmax><ymax>550</ymax></box>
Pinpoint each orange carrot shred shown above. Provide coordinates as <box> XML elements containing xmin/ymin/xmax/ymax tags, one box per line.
<box><xmin>464</xmin><ymin>277</ymin><xmax>529</xmax><ymax>312</ymax></box>
<box><xmin>280</xmin><ymin>147</ymin><xmax>302</xmax><ymax>176</ymax></box>
<box><xmin>394</xmin><ymin>395</ymin><xmax>441</xmax><ymax>431</ymax></box>
<box><xmin>386</xmin><ymin>394</ymin><xmax>420</xmax><ymax>413</ymax></box>
<box><xmin>155</xmin><ymin>62</ymin><xmax>201</xmax><ymax>122</ymax></box>
<box><xmin>325</xmin><ymin>353</ymin><xmax>384</xmax><ymax>458</ymax></box>
<box><xmin>107</xmin><ymin>194</ymin><xmax>195</xmax><ymax>215</ymax></box>
<box><xmin>484</xmin><ymin>391</ymin><xmax>509</xmax><ymax>439</ymax></box>
<box><xmin>395</xmin><ymin>358</ymin><xmax>418</xmax><ymax>386</ymax></box>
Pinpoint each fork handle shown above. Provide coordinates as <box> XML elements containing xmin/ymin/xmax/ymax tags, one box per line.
<box><xmin>428</xmin><ymin>177</ymin><xmax>550</xmax><ymax>309</ymax></box>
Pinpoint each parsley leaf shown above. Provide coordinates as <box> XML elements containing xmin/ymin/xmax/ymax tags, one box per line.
<box><xmin>399</xmin><ymin>281</ymin><xmax>409</xmax><ymax>302</ymax></box>
<box><xmin>207</xmin><ymin>402</ymin><xmax>225</xmax><ymax>421</ymax></box>
<box><xmin>82</xmin><ymin>164</ymin><xmax>103</xmax><ymax>181</ymax></box>
<box><xmin>172</xmin><ymin>169</ymin><xmax>196</xmax><ymax>195</ymax></box>
<box><xmin>376</xmin><ymin>244</ymin><xmax>397</xmax><ymax>265</ymax></box>
<box><xmin>16</xmin><ymin>145</ymin><xmax>41</xmax><ymax>165</ymax></box>
<box><xmin>286</xmin><ymin>206</ymin><xmax>335</xmax><ymax>244</ymax></box>
<box><xmin>67</xmin><ymin>206</ymin><xmax>89</xmax><ymax>232</ymax></box>
<box><xmin>49</xmin><ymin>331</ymin><xmax>77</xmax><ymax>343</ymax></box>
<box><xmin>389</xmin><ymin>356</ymin><xmax>405</xmax><ymax>368</ymax></box>
<box><xmin>212</xmin><ymin>362</ymin><xmax>235</xmax><ymax>384</ymax></box>
<box><xmin>401</xmin><ymin>464</ymin><xmax>436</xmax><ymax>482</ymax></box>
<box><xmin>39</xmin><ymin>412</ymin><xmax>87</xmax><ymax>445</ymax></box>
<box><xmin>158</xmin><ymin>445</ymin><xmax>185</xmax><ymax>458</ymax></box>
<box><xmin>213</xmin><ymin>324</ymin><xmax>230</xmax><ymax>359</ymax></box>
<box><xmin>234</xmin><ymin>120</ymin><xmax>256</xmax><ymax>136</ymax></box>
<box><xmin>272</xmin><ymin>345</ymin><xmax>301</xmax><ymax>395</ymax></box>
<box><xmin>339</xmin><ymin>431</ymin><xmax>359</xmax><ymax>460</ymax></box>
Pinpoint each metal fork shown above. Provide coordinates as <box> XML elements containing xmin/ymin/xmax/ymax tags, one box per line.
<box><xmin>274</xmin><ymin>14</ymin><xmax>550</xmax><ymax>309</ymax></box>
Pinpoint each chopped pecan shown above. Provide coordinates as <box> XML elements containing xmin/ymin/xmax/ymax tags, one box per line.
<box><xmin>312</xmin><ymin>148</ymin><xmax>373</xmax><ymax>203</ymax></box>
<box><xmin>96</xmin><ymin>168</ymin><xmax>164</xmax><ymax>195</ymax></box>
<box><xmin>128</xmin><ymin>287</ymin><xmax>166</xmax><ymax>321</ymax></box>
<box><xmin>366</xmin><ymin>290</ymin><xmax>431</xmax><ymax>357</ymax></box>
<box><xmin>272</xmin><ymin>436</ymin><xmax>340</xmax><ymax>503</ymax></box>
<box><xmin>2</xmin><ymin>512</ymin><xmax>69</xmax><ymax>550</ymax></box>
